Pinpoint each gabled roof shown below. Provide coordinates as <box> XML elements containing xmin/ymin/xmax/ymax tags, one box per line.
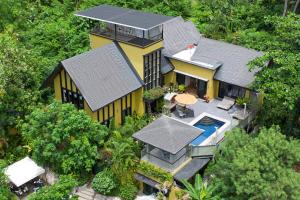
<box><xmin>60</xmin><ymin>42</ymin><xmax>143</xmax><ymax>111</ymax></box>
<box><xmin>133</xmin><ymin>116</ymin><xmax>202</xmax><ymax>154</ymax></box>
<box><xmin>163</xmin><ymin>17</ymin><xmax>201</xmax><ymax>56</ymax></box>
<box><xmin>75</xmin><ymin>4</ymin><xmax>174</xmax><ymax>30</ymax></box>
<box><xmin>191</xmin><ymin>38</ymin><xmax>263</xmax><ymax>88</ymax></box>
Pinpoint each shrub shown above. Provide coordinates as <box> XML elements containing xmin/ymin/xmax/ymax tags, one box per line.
<box><xmin>119</xmin><ymin>184</ymin><xmax>138</xmax><ymax>200</ymax></box>
<box><xmin>28</xmin><ymin>175</ymin><xmax>78</xmax><ymax>200</ymax></box>
<box><xmin>235</xmin><ymin>97</ymin><xmax>250</xmax><ymax>106</ymax></box>
<box><xmin>178</xmin><ymin>84</ymin><xmax>185</xmax><ymax>93</ymax></box>
<box><xmin>137</xmin><ymin>162</ymin><xmax>173</xmax><ymax>183</ymax></box>
<box><xmin>92</xmin><ymin>169</ymin><xmax>117</xmax><ymax>195</ymax></box>
<box><xmin>143</xmin><ymin>87</ymin><xmax>165</xmax><ymax>101</ymax></box>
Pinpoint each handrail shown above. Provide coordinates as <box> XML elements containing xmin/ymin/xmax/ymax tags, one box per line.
<box><xmin>190</xmin><ymin>145</ymin><xmax>217</xmax><ymax>158</ymax></box>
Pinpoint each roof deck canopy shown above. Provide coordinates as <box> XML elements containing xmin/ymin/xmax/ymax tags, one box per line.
<box><xmin>133</xmin><ymin>115</ymin><xmax>202</xmax><ymax>154</ymax></box>
<box><xmin>76</xmin><ymin>4</ymin><xmax>174</xmax><ymax>30</ymax></box>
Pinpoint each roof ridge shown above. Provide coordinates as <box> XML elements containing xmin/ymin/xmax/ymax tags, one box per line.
<box><xmin>113</xmin><ymin>41</ymin><xmax>144</xmax><ymax>85</ymax></box>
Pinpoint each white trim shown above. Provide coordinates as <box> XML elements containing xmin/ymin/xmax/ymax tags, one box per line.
<box><xmin>174</xmin><ymin>70</ymin><xmax>209</xmax><ymax>82</ymax></box>
<box><xmin>189</xmin><ymin>112</ymin><xmax>231</xmax><ymax>146</ymax></box>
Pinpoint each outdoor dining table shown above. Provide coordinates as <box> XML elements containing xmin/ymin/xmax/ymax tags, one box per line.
<box><xmin>174</xmin><ymin>93</ymin><xmax>197</xmax><ymax>106</ymax></box>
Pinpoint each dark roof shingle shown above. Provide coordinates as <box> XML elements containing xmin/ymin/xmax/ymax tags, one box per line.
<box><xmin>62</xmin><ymin>43</ymin><xmax>143</xmax><ymax>111</ymax></box>
<box><xmin>76</xmin><ymin>4</ymin><xmax>174</xmax><ymax>30</ymax></box>
<box><xmin>191</xmin><ymin>38</ymin><xmax>264</xmax><ymax>88</ymax></box>
<box><xmin>163</xmin><ymin>17</ymin><xmax>201</xmax><ymax>56</ymax></box>
<box><xmin>133</xmin><ymin>116</ymin><xmax>202</xmax><ymax>154</ymax></box>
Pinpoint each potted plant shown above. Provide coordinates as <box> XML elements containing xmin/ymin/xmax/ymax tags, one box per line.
<box><xmin>178</xmin><ymin>84</ymin><xmax>185</xmax><ymax>93</ymax></box>
<box><xmin>235</xmin><ymin>97</ymin><xmax>250</xmax><ymax>108</ymax></box>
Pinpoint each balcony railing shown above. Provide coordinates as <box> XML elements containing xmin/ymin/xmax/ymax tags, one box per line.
<box><xmin>190</xmin><ymin>145</ymin><xmax>216</xmax><ymax>158</ymax></box>
<box><xmin>91</xmin><ymin>25</ymin><xmax>163</xmax><ymax>48</ymax></box>
<box><xmin>141</xmin><ymin>148</ymin><xmax>190</xmax><ymax>172</ymax></box>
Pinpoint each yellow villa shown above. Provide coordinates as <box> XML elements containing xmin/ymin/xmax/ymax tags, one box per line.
<box><xmin>44</xmin><ymin>4</ymin><xmax>264</xmax><ymax>199</ymax></box>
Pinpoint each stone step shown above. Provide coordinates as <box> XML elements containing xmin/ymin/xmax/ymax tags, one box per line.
<box><xmin>76</xmin><ymin>192</ymin><xmax>94</xmax><ymax>200</ymax></box>
<box><xmin>79</xmin><ymin>189</ymin><xmax>95</xmax><ymax>196</ymax></box>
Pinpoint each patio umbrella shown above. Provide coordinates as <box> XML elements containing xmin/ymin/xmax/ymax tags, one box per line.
<box><xmin>175</xmin><ymin>93</ymin><xmax>197</xmax><ymax>106</ymax></box>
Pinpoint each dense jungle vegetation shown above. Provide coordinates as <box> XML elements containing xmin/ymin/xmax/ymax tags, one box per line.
<box><xmin>0</xmin><ymin>0</ymin><xmax>299</xmax><ymax>199</ymax></box>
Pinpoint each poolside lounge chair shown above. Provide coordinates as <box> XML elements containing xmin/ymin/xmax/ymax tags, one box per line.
<box><xmin>217</xmin><ymin>96</ymin><xmax>235</xmax><ymax>110</ymax></box>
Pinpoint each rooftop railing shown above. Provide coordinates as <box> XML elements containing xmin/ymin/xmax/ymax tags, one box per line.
<box><xmin>91</xmin><ymin>22</ymin><xmax>163</xmax><ymax>48</ymax></box>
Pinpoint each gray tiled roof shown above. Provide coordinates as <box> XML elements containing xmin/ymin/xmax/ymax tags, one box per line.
<box><xmin>163</xmin><ymin>17</ymin><xmax>201</xmax><ymax>56</ymax></box>
<box><xmin>132</xmin><ymin>116</ymin><xmax>202</xmax><ymax>154</ymax></box>
<box><xmin>191</xmin><ymin>38</ymin><xmax>263</xmax><ymax>88</ymax></box>
<box><xmin>76</xmin><ymin>4</ymin><xmax>174</xmax><ymax>30</ymax></box>
<box><xmin>161</xmin><ymin>57</ymin><xmax>174</xmax><ymax>74</ymax></box>
<box><xmin>62</xmin><ymin>43</ymin><xmax>143</xmax><ymax>111</ymax></box>
<box><xmin>174</xmin><ymin>158</ymin><xmax>210</xmax><ymax>181</ymax></box>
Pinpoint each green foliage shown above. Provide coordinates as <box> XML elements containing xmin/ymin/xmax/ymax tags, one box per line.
<box><xmin>119</xmin><ymin>184</ymin><xmax>138</xmax><ymax>200</ymax></box>
<box><xmin>106</xmin><ymin>130</ymin><xmax>140</xmax><ymax>184</ymax></box>
<box><xmin>20</xmin><ymin>101</ymin><xmax>109</xmax><ymax>176</ymax></box>
<box><xmin>207</xmin><ymin>127</ymin><xmax>300</xmax><ymax>199</ymax></box>
<box><xmin>118</xmin><ymin>114</ymin><xmax>154</xmax><ymax>137</ymax></box>
<box><xmin>0</xmin><ymin>33</ymin><xmax>42</xmax><ymax>158</ymax></box>
<box><xmin>0</xmin><ymin>160</ymin><xmax>15</xmax><ymax>200</ymax></box>
<box><xmin>28</xmin><ymin>175</ymin><xmax>78</xmax><ymax>200</ymax></box>
<box><xmin>178</xmin><ymin>84</ymin><xmax>186</xmax><ymax>93</ymax></box>
<box><xmin>137</xmin><ymin>161</ymin><xmax>173</xmax><ymax>183</ymax></box>
<box><xmin>92</xmin><ymin>169</ymin><xmax>117</xmax><ymax>195</ymax></box>
<box><xmin>143</xmin><ymin>87</ymin><xmax>165</xmax><ymax>101</ymax></box>
<box><xmin>181</xmin><ymin>174</ymin><xmax>215</xmax><ymax>200</ymax></box>
<box><xmin>235</xmin><ymin>97</ymin><xmax>249</xmax><ymax>106</ymax></box>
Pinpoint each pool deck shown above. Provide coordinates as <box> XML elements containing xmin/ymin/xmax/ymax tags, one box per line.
<box><xmin>170</xmin><ymin>98</ymin><xmax>239</xmax><ymax>128</ymax></box>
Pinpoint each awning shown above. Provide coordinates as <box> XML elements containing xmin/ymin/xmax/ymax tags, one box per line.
<box><xmin>4</xmin><ymin>157</ymin><xmax>45</xmax><ymax>187</ymax></box>
<box><xmin>174</xmin><ymin>158</ymin><xmax>210</xmax><ymax>181</ymax></box>
<box><xmin>134</xmin><ymin>173</ymin><xmax>161</xmax><ymax>189</ymax></box>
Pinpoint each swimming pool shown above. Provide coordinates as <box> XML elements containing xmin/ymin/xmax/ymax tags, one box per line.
<box><xmin>191</xmin><ymin>116</ymin><xmax>225</xmax><ymax>146</ymax></box>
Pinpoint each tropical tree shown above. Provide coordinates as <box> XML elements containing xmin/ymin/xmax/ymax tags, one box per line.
<box><xmin>207</xmin><ymin>127</ymin><xmax>300</xmax><ymax>199</ymax></box>
<box><xmin>181</xmin><ymin>174</ymin><xmax>215</xmax><ymax>200</ymax></box>
<box><xmin>20</xmin><ymin>101</ymin><xmax>109</xmax><ymax>176</ymax></box>
<box><xmin>106</xmin><ymin>131</ymin><xmax>140</xmax><ymax>184</ymax></box>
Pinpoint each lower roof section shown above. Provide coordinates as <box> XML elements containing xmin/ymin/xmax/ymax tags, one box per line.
<box><xmin>134</xmin><ymin>173</ymin><xmax>161</xmax><ymax>189</ymax></box>
<box><xmin>174</xmin><ymin>157</ymin><xmax>210</xmax><ymax>182</ymax></box>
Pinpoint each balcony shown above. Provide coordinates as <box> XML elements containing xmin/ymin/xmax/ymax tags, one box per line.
<box><xmin>91</xmin><ymin>22</ymin><xmax>163</xmax><ymax>48</ymax></box>
<box><xmin>141</xmin><ymin>146</ymin><xmax>190</xmax><ymax>172</ymax></box>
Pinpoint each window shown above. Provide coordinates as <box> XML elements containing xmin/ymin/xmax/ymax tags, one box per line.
<box><xmin>121</xmin><ymin>107</ymin><xmax>132</xmax><ymax>124</ymax></box>
<box><xmin>62</xmin><ymin>88</ymin><xmax>84</xmax><ymax>109</ymax></box>
<box><xmin>144</xmin><ymin>50</ymin><xmax>162</xmax><ymax>90</ymax></box>
<box><xmin>102</xmin><ymin>117</ymin><xmax>113</xmax><ymax>127</ymax></box>
<box><xmin>218</xmin><ymin>82</ymin><xmax>246</xmax><ymax>99</ymax></box>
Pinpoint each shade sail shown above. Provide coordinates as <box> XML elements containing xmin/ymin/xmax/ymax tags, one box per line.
<box><xmin>175</xmin><ymin>93</ymin><xmax>197</xmax><ymax>105</ymax></box>
<box><xmin>4</xmin><ymin>157</ymin><xmax>45</xmax><ymax>187</ymax></box>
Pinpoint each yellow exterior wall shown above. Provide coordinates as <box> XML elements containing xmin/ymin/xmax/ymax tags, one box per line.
<box><xmin>163</xmin><ymin>71</ymin><xmax>176</xmax><ymax>86</ymax></box>
<box><xmin>119</xmin><ymin>41</ymin><xmax>163</xmax><ymax>79</ymax></box>
<box><xmin>170</xmin><ymin>59</ymin><xmax>217</xmax><ymax>99</ymax></box>
<box><xmin>90</xmin><ymin>34</ymin><xmax>113</xmax><ymax>49</ymax></box>
<box><xmin>213</xmin><ymin>80</ymin><xmax>220</xmax><ymax>98</ymax></box>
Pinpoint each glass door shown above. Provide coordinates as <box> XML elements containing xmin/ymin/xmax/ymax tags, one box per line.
<box><xmin>197</xmin><ymin>80</ymin><xmax>207</xmax><ymax>99</ymax></box>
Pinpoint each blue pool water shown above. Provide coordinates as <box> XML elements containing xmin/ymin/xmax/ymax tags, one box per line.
<box><xmin>191</xmin><ymin>116</ymin><xmax>225</xmax><ymax>146</ymax></box>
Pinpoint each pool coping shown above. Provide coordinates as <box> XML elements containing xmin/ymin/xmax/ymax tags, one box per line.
<box><xmin>188</xmin><ymin>112</ymin><xmax>231</xmax><ymax>146</ymax></box>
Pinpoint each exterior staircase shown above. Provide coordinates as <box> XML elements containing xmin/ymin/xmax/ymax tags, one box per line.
<box><xmin>75</xmin><ymin>186</ymin><xmax>95</xmax><ymax>200</ymax></box>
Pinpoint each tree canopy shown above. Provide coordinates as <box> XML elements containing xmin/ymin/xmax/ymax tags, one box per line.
<box><xmin>20</xmin><ymin>102</ymin><xmax>109</xmax><ymax>176</ymax></box>
<box><xmin>207</xmin><ymin>127</ymin><xmax>300</xmax><ymax>199</ymax></box>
